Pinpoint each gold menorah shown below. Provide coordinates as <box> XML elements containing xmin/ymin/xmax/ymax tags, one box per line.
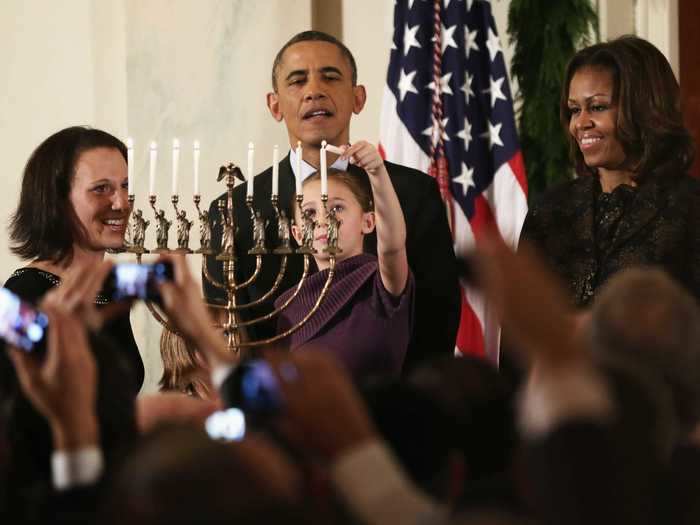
<box><xmin>124</xmin><ymin>161</ymin><xmax>342</xmax><ymax>358</ymax></box>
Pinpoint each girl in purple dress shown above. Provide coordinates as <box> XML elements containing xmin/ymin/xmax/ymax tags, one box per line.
<box><xmin>275</xmin><ymin>141</ymin><xmax>414</xmax><ymax>380</ymax></box>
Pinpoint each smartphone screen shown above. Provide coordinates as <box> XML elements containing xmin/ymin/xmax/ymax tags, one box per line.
<box><xmin>0</xmin><ymin>288</ymin><xmax>49</xmax><ymax>353</ymax></box>
<box><xmin>105</xmin><ymin>262</ymin><xmax>173</xmax><ymax>302</ymax></box>
<box><xmin>205</xmin><ymin>407</ymin><xmax>246</xmax><ymax>441</ymax></box>
<box><xmin>224</xmin><ymin>360</ymin><xmax>284</xmax><ymax>417</ymax></box>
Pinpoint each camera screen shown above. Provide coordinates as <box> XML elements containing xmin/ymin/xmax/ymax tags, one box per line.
<box><xmin>0</xmin><ymin>288</ymin><xmax>48</xmax><ymax>352</ymax></box>
<box><xmin>111</xmin><ymin>262</ymin><xmax>172</xmax><ymax>301</ymax></box>
<box><xmin>205</xmin><ymin>408</ymin><xmax>246</xmax><ymax>441</ymax></box>
<box><xmin>238</xmin><ymin>360</ymin><xmax>283</xmax><ymax>415</ymax></box>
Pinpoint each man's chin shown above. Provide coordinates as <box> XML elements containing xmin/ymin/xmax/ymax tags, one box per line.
<box><xmin>297</xmin><ymin>127</ymin><xmax>343</xmax><ymax>148</ymax></box>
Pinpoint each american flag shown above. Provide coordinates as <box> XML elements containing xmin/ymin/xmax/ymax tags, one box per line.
<box><xmin>379</xmin><ymin>0</ymin><xmax>528</xmax><ymax>363</ymax></box>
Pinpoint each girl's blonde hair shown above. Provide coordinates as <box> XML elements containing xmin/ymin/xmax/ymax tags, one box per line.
<box><xmin>159</xmin><ymin>328</ymin><xmax>212</xmax><ymax>399</ymax></box>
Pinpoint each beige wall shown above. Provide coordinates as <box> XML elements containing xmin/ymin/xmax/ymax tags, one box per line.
<box><xmin>0</xmin><ymin>0</ymin><xmax>311</xmax><ymax>392</ymax></box>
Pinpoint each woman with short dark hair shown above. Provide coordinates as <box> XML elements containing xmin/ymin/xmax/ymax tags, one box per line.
<box><xmin>4</xmin><ymin>125</ymin><xmax>143</xmax><ymax>390</ymax></box>
<box><xmin>520</xmin><ymin>35</ymin><xmax>699</xmax><ymax>306</ymax></box>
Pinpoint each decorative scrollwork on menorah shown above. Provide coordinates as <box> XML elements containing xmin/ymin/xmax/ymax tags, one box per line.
<box><xmin>123</xmin><ymin>159</ymin><xmax>339</xmax><ymax>358</ymax></box>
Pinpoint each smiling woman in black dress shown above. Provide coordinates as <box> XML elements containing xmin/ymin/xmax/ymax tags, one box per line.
<box><xmin>3</xmin><ymin>126</ymin><xmax>143</xmax><ymax>392</ymax></box>
<box><xmin>520</xmin><ymin>36</ymin><xmax>698</xmax><ymax>307</ymax></box>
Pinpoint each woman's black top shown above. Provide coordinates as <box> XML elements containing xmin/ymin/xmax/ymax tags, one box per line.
<box><xmin>520</xmin><ymin>174</ymin><xmax>700</xmax><ymax>306</ymax></box>
<box><xmin>1</xmin><ymin>267</ymin><xmax>141</xmax><ymax>520</ymax></box>
<box><xmin>3</xmin><ymin>267</ymin><xmax>144</xmax><ymax>390</ymax></box>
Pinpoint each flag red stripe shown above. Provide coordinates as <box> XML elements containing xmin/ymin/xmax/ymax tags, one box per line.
<box><xmin>456</xmin><ymin>287</ymin><xmax>485</xmax><ymax>357</ymax></box>
<box><xmin>469</xmin><ymin>194</ymin><xmax>497</xmax><ymax>241</ymax></box>
<box><xmin>508</xmin><ymin>151</ymin><xmax>528</xmax><ymax>196</ymax></box>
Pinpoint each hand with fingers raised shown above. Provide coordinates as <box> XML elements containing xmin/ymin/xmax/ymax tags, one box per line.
<box><xmin>7</xmin><ymin>301</ymin><xmax>99</xmax><ymax>451</ymax></box>
<box><xmin>155</xmin><ymin>254</ymin><xmax>230</xmax><ymax>369</ymax></box>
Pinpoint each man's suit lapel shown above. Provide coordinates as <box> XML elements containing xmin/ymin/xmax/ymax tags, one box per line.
<box><xmin>278</xmin><ymin>154</ymin><xmax>296</xmax><ymax>206</ymax></box>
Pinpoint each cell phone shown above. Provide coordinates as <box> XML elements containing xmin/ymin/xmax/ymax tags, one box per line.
<box><xmin>205</xmin><ymin>407</ymin><xmax>247</xmax><ymax>441</ymax></box>
<box><xmin>222</xmin><ymin>359</ymin><xmax>284</xmax><ymax>417</ymax></box>
<box><xmin>103</xmin><ymin>261</ymin><xmax>174</xmax><ymax>303</ymax></box>
<box><xmin>0</xmin><ymin>288</ymin><xmax>49</xmax><ymax>354</ymax></box>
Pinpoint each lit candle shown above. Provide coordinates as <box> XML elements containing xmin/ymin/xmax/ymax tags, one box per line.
<box><xmin>295</xmin><ymin>141</ymin><xmax>302</xmax><ymax>195</ymax></box>
<box><xmin>126</xmin><ymin>137</ymin><xmax>134</xmax><ymax>195</ymax></box>
<box><xmin>271</xmin><ymin>144</ymin><xmax>279</xmax><ymax>197</ymax></box>
<box><xmin>320</xmin><ymin>140</ymin><xmax>328</xmax><ymax>196</ymax></box>
<box><xmin>193</xmin><ymin>140</ymin><xmax>201</xmax><ymax>196</ymax></box>
<box><xmin>171</xmin><ymin>138</ymin><xmax>180</xmax><ymax>195</ymax></box>
<box><xmin>247</xmin><ymin>142</ymin><xmax>254</xmax><ymax>198</ymax></box>
<box><xmin>148</xmin><ymin>141</ymin><xmax>158</xmax><ymax>197</ymax></box>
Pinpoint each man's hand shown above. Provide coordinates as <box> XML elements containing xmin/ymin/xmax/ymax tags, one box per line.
<box><xmin>136</xmin><ymin>392</ymin><xmax>220</xmax><ymax>434</ymax></box>
<box><xmin>8</xmin><ymin>303</ymin><xmax>98</xmax><ymax>451</ymax></box>
<box><xmin>474</xmin><ymin>232</ymin><xmax>585</xmax><ymax>369</ymax></box>
<box><xmin>264</xmin><ymin>350</ymin><xmax>377</xmax><ymax>461</ymax></box>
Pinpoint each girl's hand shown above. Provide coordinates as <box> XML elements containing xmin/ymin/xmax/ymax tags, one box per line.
<box><xmin>340</xmin><ymin>141</ymin><xmax>386</xmax><ymax>176</ymax></box>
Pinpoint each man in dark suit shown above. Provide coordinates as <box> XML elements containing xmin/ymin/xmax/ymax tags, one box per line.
<box><xmin>204</xmin><ymin>31</ymin><xmax>459</xmax><ymax>370</ymax></box>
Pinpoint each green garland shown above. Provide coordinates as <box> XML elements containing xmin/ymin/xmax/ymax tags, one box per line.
<box><xmin>507</xmin><ymin>0</ymin><xmax>598</xmax><ymax>199</ymax></box>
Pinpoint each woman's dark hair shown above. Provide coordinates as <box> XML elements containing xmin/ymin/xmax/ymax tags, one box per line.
<box><xmin>560</xmin><ymin>35</ymin><xmax>695</xmax><ymax>179</ymax></box>
<box><xmin>9</xmin><ymin>126</ymin><xmax>127</xmax><ymax>264</ymax></box>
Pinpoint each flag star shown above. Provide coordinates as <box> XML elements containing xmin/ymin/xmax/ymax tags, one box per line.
<box><xmin>485</xmin><ymin>27</ymin><xmax>503</xmax><ymax>62</ymax></box>
<box><xmin>465</xmin><ymin>26</ymin><xmax>479</xmax><ymax>59</ymax></box>
<box><xmin>483</xmin><ymin>76</ymin><xmax>507</xmax><ymax>108</ymax></box>
<box><xmin>433</xmin><ymin>24</ymin><xmax>458</xmax><ymax>54</ymax></box>
<box><xmin>453</xmin><ymin>163</ymin><xmax>476</xmax><ymax>196</ymax></box>
<box><xmin>457</xmin><ymin>117</ymin><xmax>473</xmax><ymax>150</ymax></box>
<box><xmin>403</xmin><ymin>24</ymin><xmax>421</xmax><ymax>56</ymax></box>
<box><xmin>397</xmin><ymin>69</ymin><xmax>419</xmax><ymax>102</ymax></box>
<box><xmin>422</xmin><ymin>117</ymin><xmax>450</xmax><ymax>145</ymax></box>
<box><xmin>461</xmin><ymin>72</ymin><xmax>475</xmax><ymax>103</ymax></box>
<box><xmin>427</xmin><ymin>72</ymin><xmax>454</xmax><ymax>96</ymax></box>
<box><xmin>480</xmin><ymin>120</ymin><xmax>504</xmax><ymax>149</ymax></box>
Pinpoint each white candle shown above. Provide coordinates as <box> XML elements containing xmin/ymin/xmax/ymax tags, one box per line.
<box><xmin>126</xmin><ymin>137</ymin><xmax>134</xmax><ymax>195</ymax></box>
<box><xmin>247</xmin><ymin>142</ymin><xmax>254</xmax><ymax>198</ymax></box>
<box><xmin>171</xmin><ymin>138</ymin><xmax>180</xmax><ymax>195</ymax></box>
<box><xmin>148</xmin><ymin>141</ymin><xmax>158</xmax><ymax>196</ymax></box>
<box><xmin>193</xmin><ymin>140</ymin><xmax>201</xmax><ymax>196</ymax></box>
<box><xmin>320</xmin><ymin>140</ymin><xmax>328</xmax><ymax>196</ymax></box>
<box><xmin>272</xmin><ymin>144</ymin><xmax>279</xmax><ymax>197</ymax></box>
<box><xmin>295</xmin><ymin>141</ymin><xmax>302</xmax><ymax>195</ymax></box>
